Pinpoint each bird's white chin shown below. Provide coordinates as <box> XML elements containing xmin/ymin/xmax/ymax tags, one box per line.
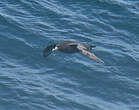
<box><xmin>52</xmin><ymin>46</ymin><xmax>58</xmax><ymax>51</ymax></box>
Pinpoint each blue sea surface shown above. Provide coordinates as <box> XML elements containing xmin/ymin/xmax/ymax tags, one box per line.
<box><xmin>0</xmin><ymin>0</ymin><xmax>139</xmax><ymax>110</ymax></box>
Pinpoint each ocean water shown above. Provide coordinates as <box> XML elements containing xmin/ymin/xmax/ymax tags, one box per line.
<box><xmin>0</xmin><ymin>0</ymin><xmax>139</xmax><ymax>110</ymax></box>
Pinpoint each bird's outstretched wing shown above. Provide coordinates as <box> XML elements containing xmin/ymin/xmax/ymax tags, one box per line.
<box><xmin>77</xmin><ymin>44</ymin><xmax>104</xmax><ymax>63</ymax></box>
<box><xmin>43</xmin><ymin>44</ymin><xmax>56</xmax><ymax>57</ymax></box>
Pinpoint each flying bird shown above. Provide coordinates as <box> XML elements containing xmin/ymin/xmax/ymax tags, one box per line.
<box><xmin>43</xmin><ymin>41</ymin><xmax>104</xmax><ymax>63</ymax></box>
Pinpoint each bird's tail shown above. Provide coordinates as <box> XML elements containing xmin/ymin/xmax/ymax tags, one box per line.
<box><xmin>43</xmin><ymin>44</ymin><xmax>56</xmax><ymax>57</ymax></box>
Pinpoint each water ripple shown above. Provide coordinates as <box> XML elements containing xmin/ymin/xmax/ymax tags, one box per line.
<box><xmin>0</xmin><ymin>0</ymin><xmax>139</xmax><ymax>110</ymax></box>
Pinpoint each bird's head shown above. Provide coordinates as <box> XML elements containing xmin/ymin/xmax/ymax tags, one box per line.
<box><xmin>43</xmin><ymin>44</ymin><xmax>57</xmax><ymax>57</ymax></box>
<box><xmin>52</xmin><ymin>46</ymin><xmax>59</xmax><ymax>51</ymax></box>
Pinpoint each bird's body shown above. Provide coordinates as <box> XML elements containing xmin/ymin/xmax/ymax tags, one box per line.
<box><xmin>56</xmin><ymin>41</ymin><xmax>79</xmax><ymax>53</ymax></box>
<box><xmin>43</xmin><ymin>40</ymin><xmax>104</xmax><ymax>63</ymax></box>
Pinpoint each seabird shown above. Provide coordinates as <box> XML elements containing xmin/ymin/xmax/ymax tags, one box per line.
<box><xmin>43</xmin><ymin>41</ymin><xmax>104</xmax><ymax>63</ymax></box>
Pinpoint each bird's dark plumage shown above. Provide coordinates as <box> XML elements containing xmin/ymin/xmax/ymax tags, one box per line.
<box><xmin>43</xmin><ymin>40</ymin><xmax>104</xmax><ymax>63</ymax></box>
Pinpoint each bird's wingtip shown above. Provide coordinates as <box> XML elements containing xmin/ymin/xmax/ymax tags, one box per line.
<box><xmin>99</xmin><ymin>60</ymin><xmax>104</xmax><ymax>64</ymax></box>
